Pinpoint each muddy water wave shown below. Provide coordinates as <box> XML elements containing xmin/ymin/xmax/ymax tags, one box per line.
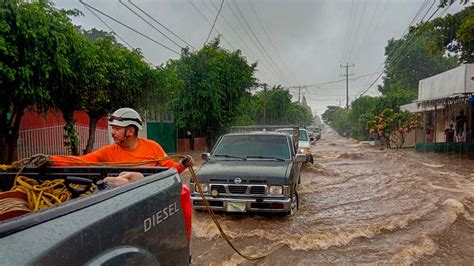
<box><xmin>191</xmin><ymin>133</ymin><xmax>474</xmax><ymax>265</ymax></box>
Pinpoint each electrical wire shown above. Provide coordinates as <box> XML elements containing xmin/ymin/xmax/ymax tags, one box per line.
<box><xmin>340</xmin><ymin>0</ymin><xmax>355</xmax><ymax>64</ymax></box>
<box><xmin>79</xmin><ymin>0</ymin><xmax>180</xmax><ymax>55</ymax></box>
<box><xmin>247</xmin><ymin>0</ymin><xmax>298</xmax><ymax>84</ymax></box>
<box><xmin>226</xmin><ymin>0</ymin><xmax>287</xmax><ymax>84</ymax></box>
<box><xmin>346</xmin><ymin>0</ymin><xmax>368</xmax><ymax>63</ymax></box>
<box><xmin>206</xmin><ymin>0</ymin><xmax>224</xmax><ymax>43</ymax></box>
<box><xmin>208</xmin><ymin>0</ymin><xmax>260</xmax><ymax>60</ymax></box>
<box><xmin>231</xmin><ymin>0</ymin><xmax>290</xmax><ymax>85</ymax></box>
<box><xmin>359</xmin><ymin>1</ymin><xmax>441</xmax><ymax>97</ymax></box>
<box><xmin>119</xmin><ymin>0</ymin><xmax>186</xmax><ymax>51</ymax></box>
<box><xmin>80</xmin><ymin>3</ymin><xmax>154</xmax><ymax>64</ymax></box>
<box><xmin>128</xmin><ymin>0</ymin><xmax>197</xmax><ymax>50</ymax></box>
<box><xmin>187</xmin><ymin>0</ymin><xmax>235</xmax><ymax>49</ymax></box>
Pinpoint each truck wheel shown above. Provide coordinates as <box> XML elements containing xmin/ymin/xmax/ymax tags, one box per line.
<box><xmin>288</xmin><ymin>189</ymin><xmax>299</xmax><ymax>216</ymax></box>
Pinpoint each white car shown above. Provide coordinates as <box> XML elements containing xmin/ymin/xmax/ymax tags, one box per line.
<box><xmin>275</xmin><ymin>128</ymin><xmax>313</xmax><ymax>164</ymax></box>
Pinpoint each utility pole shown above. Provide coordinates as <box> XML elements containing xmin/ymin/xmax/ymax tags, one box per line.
<box><xmin>340</xmin><ymin>63</ymin><xmax>354</xmax><ymax>109</ymax></box>
<box><xmin>298</xmin><ymin>85</ymin><xmax>301</xmax><ymax>103</ymax></box>
<box><xmin>263</xmin><ymin>83</ymin><xmax>267</xmax><ymax>125</ymax></box>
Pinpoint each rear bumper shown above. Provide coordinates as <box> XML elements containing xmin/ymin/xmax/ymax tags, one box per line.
<box><xmin>191</xmin><ymin>195</ymin><xmax>291</xmax><ymax>213</ymax></box>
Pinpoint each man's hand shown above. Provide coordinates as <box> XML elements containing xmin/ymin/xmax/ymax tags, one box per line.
<box><xmin>180</xmin><ymin>155</ymin><xmax>194</xmax><ymax>168</ymax></box>
<box><xmin>103</xmin><ymin>172</ymin><xmax>145</xmax><ymax>187</ymax></box>
<box><xmin>18</xmin><ymin>154</ymin><xmax>52</xmax><ymax>168</ymax></box>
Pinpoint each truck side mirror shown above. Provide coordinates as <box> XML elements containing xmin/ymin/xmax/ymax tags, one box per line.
<box><xmin>294</xmin><ymin>154</ymin><xmax>307</xmax><ymax>163</ymax></box>
<box><xmin>201</xmin><ymin>153</ymin><xmax>211</xmax><ymax>161</ymax></box>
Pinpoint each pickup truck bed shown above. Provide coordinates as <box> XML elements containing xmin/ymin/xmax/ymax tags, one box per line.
<box><xmin>0</xmin><ymin>167</ymin><xmax>191</xmax><ymax>265</ymax></box>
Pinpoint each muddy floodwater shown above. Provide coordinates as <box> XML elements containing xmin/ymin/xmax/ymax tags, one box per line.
<box><xmin>189</xmin><ymin>133</ymin><xmax>474</xmax><ymax>265</ymax></box>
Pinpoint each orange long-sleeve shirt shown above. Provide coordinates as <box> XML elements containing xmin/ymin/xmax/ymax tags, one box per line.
<box><xmin>51</xmin><ymin>138</ymin><xmax>185</xmax><ymax>173</ymax></box>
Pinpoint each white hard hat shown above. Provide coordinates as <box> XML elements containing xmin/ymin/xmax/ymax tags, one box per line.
<box><xmin>108</xmin><ymin>108</ymin><xmax>143</xmax><ymax>130</ymax></box>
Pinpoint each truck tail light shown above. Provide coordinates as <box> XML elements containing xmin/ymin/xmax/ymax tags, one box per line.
<box><xmin>180</xmin><ymin>184</ymin><xmax>192</xmax><ymax>242</ymax></box>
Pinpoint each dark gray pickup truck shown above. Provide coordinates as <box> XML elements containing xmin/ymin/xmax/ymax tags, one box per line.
<box><xmin>0</xmin><ymin>166</ymin><xmax>191</xmax><ymax>265</ymax></box>
<box><xmin>191</xmin><ymin>132</ymin><xmax>306</xmax><ymax>215</ymax></box>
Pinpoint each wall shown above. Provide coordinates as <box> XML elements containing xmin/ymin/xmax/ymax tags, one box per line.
<box><xmin>177</xmin><ymin>137</ymin><xmax>207</xmax><ymax>152</ymax></box>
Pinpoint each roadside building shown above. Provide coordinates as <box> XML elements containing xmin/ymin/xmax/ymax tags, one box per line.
<box><xmin>400</xmin><ymin>64</ymin><xmax>474</xmax><ymax>153</ymax></box>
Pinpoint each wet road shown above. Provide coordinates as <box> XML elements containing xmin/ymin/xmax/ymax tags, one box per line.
<box><xmin>189</xmin><ymin>133</ymin><xmax>474</xmax><ymax>265</ymax></box>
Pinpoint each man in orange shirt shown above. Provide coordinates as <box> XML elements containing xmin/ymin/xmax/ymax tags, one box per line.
<box><xmin>24</xmin><ymin>108</ymin><xmax>194</xmax><ymax>185</ymax></box>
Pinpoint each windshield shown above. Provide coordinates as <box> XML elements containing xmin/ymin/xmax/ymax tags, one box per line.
<box><xmin>213</xmin><ymin>135</ymin><xmax>290</xmax><ymax>160</ymax></box>
<box><xmin>276</xmin><ymin>129</ymin><xmax>308</xmax><ymax>142</ymax></box>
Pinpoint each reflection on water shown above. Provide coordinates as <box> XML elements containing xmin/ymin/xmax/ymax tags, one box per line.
<box><xmin>191</xmin><ymin>133</ymin><xmax>474</xmax><ymax>265</ymax></box>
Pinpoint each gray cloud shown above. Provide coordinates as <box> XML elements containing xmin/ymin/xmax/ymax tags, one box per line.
<box><xmin>53</xmin><ymin>0</ymin><xmax>465</xmax><ymax>115</ymax></box>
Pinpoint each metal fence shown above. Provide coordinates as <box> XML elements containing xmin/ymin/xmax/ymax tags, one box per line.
<box><xmin>229</xmin><ymin>125</ymin><xmax>296</xmax><ymax>133</ymax></box>
<box><xmin>17</xmin><ymin>125</ymin><xmax>109</xmax><ymax>159</ymax></box>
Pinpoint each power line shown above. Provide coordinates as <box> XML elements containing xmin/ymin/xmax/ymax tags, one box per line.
<box><xmin>347</xmin><ymin>0</ymin><xmax>368</xmax><ymax>63</ymax></box>
<box><xmin>387</xmin><ymin>0</ymin><xmax>438</xmax><ymax>68</ymax></box>
<box><xmin>247</xmin><ymin>0</ymin><xmax>298</xmax><ymax>84</ymax></box>
<box><xmin>118</xmin><ymin>0</ymin><xmax>185</xmax><ymax>50</ymax></box>
<box><xmin>230</xmin><ymin>0</ymin><xmax>290</xmax><ymax>85</ymax></box>
<box><xmin>359</xmin><ymin>1</ymin><xmax>440</xmax><ymax>97</ymax></box>
<box><xmin>81</xmin><ymin>4</ymin><xmax>132</xmax><ymax>48</ymax></box>
<box><xmin>340</xmin><ymin>0</ymin><xmax>355</xmax><ymax>64</ymax></box>
<box><xmin>226</xmin><ymin>0</ymin><xmax>285</xmax><ymax>83</ymax></box>
<box><xmin>206</xmin><ymin>0</ymin><xmax>224</xmax><ymax>43</ymax></box>
<box><xmin>127</xmin><ymin>0</ymin><xmax>197</xmax><ymax>50</ymax></box>
<box><xmin>206</xmin><ymin>0</ymin><xmax>276</xmax><ymax>81</ymax></box>
<box><xmin>353</xmin><ymin>0</ymin><xmax>381</xmax><ymax>63</ymax></box>
<box><xmin>286</xmin><ymin>72</ymin><xmax>378</xmax><ymax>89</ymax></box>
<box><xmin>80</xmin><ymin>2</ymin><xmax>154</xmax><ymax>64</ymax></box>
<box><xmin>187</xmin><ymin>0</ymin><xmax>235</xmax><ymax>50</ymax></box>
<box><xmin>79</xmin><ymin>0</ymin><xmax>180</xmax><ymax>55</ymax></box>
<box><xmin>207</xmin><ymin>0</ymin><xmax>259</xmax><ymax>58</ymax></box>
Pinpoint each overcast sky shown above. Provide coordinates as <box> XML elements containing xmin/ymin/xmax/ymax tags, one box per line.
<box><xmin>52</xmin><ymin>0</ymin><xmax>467</xmax><ymax>115</ymax></box>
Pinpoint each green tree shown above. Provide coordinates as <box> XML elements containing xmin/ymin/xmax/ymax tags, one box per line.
<box><xmin>48</xmin><ymin>28</ymin><xmax>94</xmax><ymax>155</ymax></box>
<box><xmin>321</xmin><ymin>106</ymin><xmax>345</xmax><ymax>128</ymax></box>
<box><xmin>380</xmin><ymin>28</ymin><xmax>458</xmax><ymax>97</ymax></box>
<box><xmin>348</xmin><ymin>96</ymin><xmax>378</xmax><ymax>140</ymax></box>
<box><xmin>430</xmin><ymin>5</ymin><xmax>473</xmax><ymax>63</ymax></box>
<box><xmin>0</xmin><ymin>1</ymin><xmax>80</xmax><ymax>162</ymax></box>
<box><xmin>173</xmin><ymin>39</ymin><xmax>256</xmax><ymax>148</ymax></box>
<box><xmin>234</xmin><ymin>85</ymin><xmax>313</xmax><ymax>126</ymax></box>
<box><xmin>367</xmin><ymin>108</ymin><xmax>422</xmax><ymax>149</ymax></box>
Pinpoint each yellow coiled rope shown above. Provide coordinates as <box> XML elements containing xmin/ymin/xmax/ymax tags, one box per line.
<box><xmin>3</xmin><ymin>154</ymin><xmax>277</xmax><ymax>260</ymax></box>
<box><xmin>11</xmin><ymin>175</ymin><xmax>95</xmax><ymax>212</ymax></box>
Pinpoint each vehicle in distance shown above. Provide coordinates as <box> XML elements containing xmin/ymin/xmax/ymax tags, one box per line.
<box><xmin>275</xmin><ymin>128</ymin><xmax>313</xmax><ymax>164</ymax></box>
<box><xmin>191</xmin><ymin>132</ymin><xmax>307</xmax><ymax>215</ymax></box>
<box><xmin>307</xmin><ymin>126</ymin><xmax>321</xmax><ymax>141</ymax></box>
<box><xmin>0</xmin><ymin>166</ymin><xmax>191</xmax><ymax>265</ymax></box>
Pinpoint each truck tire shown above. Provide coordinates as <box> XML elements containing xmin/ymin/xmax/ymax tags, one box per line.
<box><xmin>288</xmin><ymin>188</ymin><xmax>299</xmax><ymax>216</ymax></box>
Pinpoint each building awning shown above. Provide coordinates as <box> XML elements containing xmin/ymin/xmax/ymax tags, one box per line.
<box><xmin>416</xmin><ymin>93</ymin><xmax>472</xmax><ymax>109</ymax></box>
<box><xmin>418</xmin><ymin>64</ymin><xmax>474</xmax><ymax>101</ymax></box>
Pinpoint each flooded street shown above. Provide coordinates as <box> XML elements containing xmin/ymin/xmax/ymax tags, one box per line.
<box><xmin>190</xmin><ymin>133</ymin><xmax>474</xmax><ymax>265</ymax></box>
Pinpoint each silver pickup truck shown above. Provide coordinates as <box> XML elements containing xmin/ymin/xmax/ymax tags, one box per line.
<box><xmin>191</xmin><ymin>132</ymin><xmax>306</xmax><ymax>215</ymax></box>
<box><xmin>0</xmin><ymin>166</ymin><xmax>191</xmax><ymax>265</ymax></box>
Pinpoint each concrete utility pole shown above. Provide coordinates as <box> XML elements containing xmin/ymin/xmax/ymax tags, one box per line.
<box><xmin>298</xmin><ymin>85</ymin><xmax>301</xmax><ymax>103</ymax></box>
<box><xmin>340</xmin><ymin>63</ymin><xmax>354</xmax><ymax>109</ymax></box>
<box><xmin>263</xmin><ymin>83</ymin><xmax>267</xmax><ymax>125</ymax></box>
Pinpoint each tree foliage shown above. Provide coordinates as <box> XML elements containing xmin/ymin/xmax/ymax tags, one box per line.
<box><xmin>0</xmin><ymin>1</ymin><xmax>81</xmax><ymax>161</ymax></box>
<box><xmin>367</xmin><ymin>109</ymin><xmax>423</xmax><ymax>149</ymax></box>
<box><xmin>325</xmin><ymin>4</ymin><xmax>470</xmax><ymax>142</ymax></box>
<box><xmin>171</xmin><ymin>39</ymin><xmax>256</xmax><ymax>148</ymax></box>
<box><xmin>234</xmin><ymin>85</ymin><xmax>313</xmax><ymax>127</ymax></box>
<box><xmin>0</xmin><ymin>1</ymin><xmax>162</xmax><ymax>161</ymax></box>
